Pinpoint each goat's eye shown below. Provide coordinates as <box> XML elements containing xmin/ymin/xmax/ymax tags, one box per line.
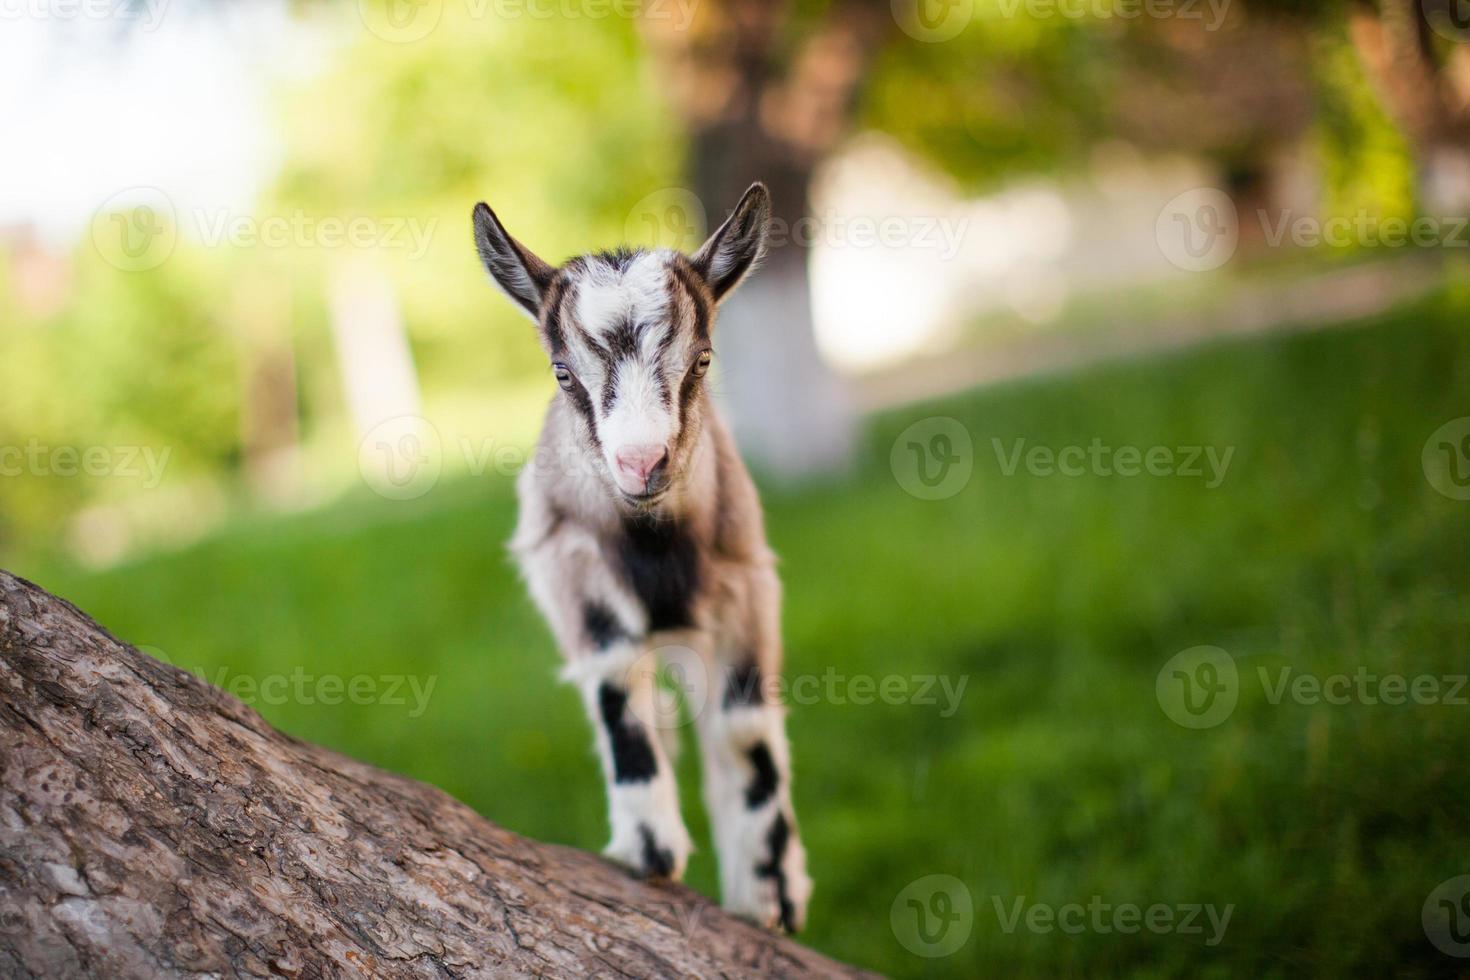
<box><xmin>552</xmin><ymin>363</ymin><xmax>575</xmax><ymax>391</ymax></box>
<box><xmin>692</xmin><ymin>350</ymin><xmax>713</xmax><ymax>377</ymax></box>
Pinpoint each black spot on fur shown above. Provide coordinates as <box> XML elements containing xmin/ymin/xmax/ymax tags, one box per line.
<box><xmin>723</xmin><ymin>662</ymin><xmax>763</xmax><ymax>709</ymax></box>
<box><xmin>614</xmin><ymin>514</ymin><xmax>699</xmax><ymax>631</ymax></box>
<box><xmin>744</xmin><ymin>741</ymin><xmax>779</xmax><ymax>809</ymax></box>
<box><xmin>598</xmin><ymin>683</ymin><xmax>657</xmax><ymax>783</ymax></box>
<box><xmin>755</xmin><ymin>812</ymin><xmax>797</xmax><ymax>933</ymax></box>
<box><xmin>637</xmin><ymin>823</ymin><xmax>674</xmax><ymax>878</ymax></box>
<box><xmin>583</xmin><ymin>601</ymin><xmax>627</xmax><ymax>650</ymax></box>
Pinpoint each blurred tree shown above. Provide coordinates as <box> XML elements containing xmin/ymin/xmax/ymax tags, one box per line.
<box><xmin>1248</xmin><ymin>0</ymin><xmax>1470</xmax><ymax>212</ymax></box>
<box><xmin>641</xmin><ymin>0</ymin><xmax>895</xmax><ymax>477</ymax></box>
<box><xmin>1347</xmin><ymin>0</ymin><xmax>1470</xmax><ymax>212</ymax></box>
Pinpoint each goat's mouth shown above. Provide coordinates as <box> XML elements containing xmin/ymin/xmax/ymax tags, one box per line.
<box><xmin>619</xmin><ymin>486</ymin><xmax>670</xmax><ymax>508</ymax></box>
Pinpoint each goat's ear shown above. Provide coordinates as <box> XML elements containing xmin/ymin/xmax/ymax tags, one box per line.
<box><xmin>472</xmin><ymin>202</ymin><xmax>555</xmax><ymax>319</ymax></box>
<box><xmin>690</xmin><ymin>182</ymin><xmax>771</xmax><ymax>303</ymax></box>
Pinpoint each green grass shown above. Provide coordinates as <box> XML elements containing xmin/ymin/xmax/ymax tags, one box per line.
<box><xmin>15</xmin><ymin>286</ymin><xmax>1470</xmax><ymax>978</ymax></box>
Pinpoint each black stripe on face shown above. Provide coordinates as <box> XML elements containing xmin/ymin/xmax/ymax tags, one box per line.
<box><xmin>669</xmin><ymin>261</ymin><xmax>710</xmax><ymax>343</ymax></box>
<box><xmin>598</xmin><ymin>683</ymin><xmax>658</xmax><ymax>783</ymax></box>
<box><xmin>674</xmin><ymin>360</ymin><xmax>705</xmax><ymax>439</ymax></box>
<box><xmin>755</xmin><ymin>812</ymin><xmax>797</xmax><ymax>933</ymax></box>
<box><xmin>744</xmin><ymin>741</ymin><xmax>779</xmax><ymax>809</ymax></box>
<box><xmin>608</xmin><ymin>320</ymin><xmax>638</xmax><ymax>362</ymax></box>
<box><xmin>563</xmin><ymin>373</ymin><xmax>602</xmax><ymax>454</ymax></box>
<box><xmin>540</xmin><ymin>275</ymin><xmax>570</xmax><ymax>355</ymax></box>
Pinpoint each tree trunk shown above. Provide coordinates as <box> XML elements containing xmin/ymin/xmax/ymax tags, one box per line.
<box><xmin>691</xmin><ymin>138</ymin><xmax>857</xmax><ymax>477</ymax></box>
<box><xmin>0</xmin><ymin>570</ymin><xmax>876</xmax><ymax>980</ymax></box>
<box><xmin>645</xmin><ymin>1</ymin><xmax>891</xmax><ymax>480</ymax></box>
<box><xmin>1348</xmin><ymin>0</ymin><xmax>1470</xmax><ymax>213</ymax></box>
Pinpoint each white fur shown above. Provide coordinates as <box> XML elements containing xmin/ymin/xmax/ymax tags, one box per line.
<box><xmin>697</xmin><ymin>702</ymin><xmax>811</xmax><ymax>931</ymax></box>
<box><xmin>570</xmin><ymin>644</ymin><xmax>693</xmax><ymax>880</ymax></box>
<box><xmin>573</xmin><ymin>252</ymin><xmax>672</xmax><ymax>338</ymax></box>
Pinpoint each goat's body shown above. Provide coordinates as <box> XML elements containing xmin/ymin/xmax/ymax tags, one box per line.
<box><xmin>512</xmin><ymin>397</ymin><xmax>810</xmax><ymax>929</ymax></box>
<box><xmin>474</xmin><ymin>182</ymin><xmax>809</xmax><ymax>931</ymax></box>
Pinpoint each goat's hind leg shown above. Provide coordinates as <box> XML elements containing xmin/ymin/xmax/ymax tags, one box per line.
<box><xmin>698</xmin><ymin>659</ymin><xmax>812</xmax><ymax>932</ymax></box>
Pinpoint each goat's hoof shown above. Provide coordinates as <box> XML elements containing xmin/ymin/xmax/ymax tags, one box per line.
<box><xmin>604</xmin><ymin>819</ymin><xmax>690</xmax><ymax>882</ymax></box>
<box><xmin>723</xmin><ymin>864</ymin><xmax>811</xmax><ymax>934</ymax></box>
<box><xmin>724</xmin><ymin>890</ymin><xmax>808</xmax><ymax>934</ymax></box>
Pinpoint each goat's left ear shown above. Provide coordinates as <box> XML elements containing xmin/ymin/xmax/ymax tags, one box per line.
<box><xmin>473</xmin><ymin>202</ymin><xmax>556</xmax><ymax>320</ymax></box>
<box><xmin>690</xmin><ymin>182</ymin><xmax>771</xmax><ymax>303</ymax></box>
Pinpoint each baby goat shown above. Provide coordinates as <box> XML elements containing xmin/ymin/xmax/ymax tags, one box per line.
<box><xmin>471</xmin><ymin>184</ymin><xmax>811</xmax><ymax>932</ymax></box>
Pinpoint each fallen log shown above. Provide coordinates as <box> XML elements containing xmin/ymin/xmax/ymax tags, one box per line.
<box><xmin>0</xmin><ymin>570</ymin><xmax>875</xmax><ymax>979</ymax></box>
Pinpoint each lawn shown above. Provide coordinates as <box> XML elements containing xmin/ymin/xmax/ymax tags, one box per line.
<box><xmin>16</xmin><ymin>284</ymin><xmax>1470</xmax><ymax>978</ymax></box>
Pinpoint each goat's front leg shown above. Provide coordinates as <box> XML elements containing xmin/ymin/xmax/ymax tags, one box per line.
<box><xmin>563</xmin><ymin>632</ymin><xmax>692</xmax><ymax>881</ymax></box>
<box><xmin>698</xmin><ymin>655</ymin><xmax>812</xmax><ymax>932</ymax></box>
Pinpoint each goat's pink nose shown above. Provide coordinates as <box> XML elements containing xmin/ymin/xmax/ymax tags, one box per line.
<box><xmin>615</xmin><ymin>444</ymin><xmax>668</xmax><ymax>484</ymax></box>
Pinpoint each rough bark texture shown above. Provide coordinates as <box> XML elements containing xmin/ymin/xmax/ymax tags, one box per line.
<box><xmin>0</xmin><ymin>571</ymin><xmax>876</xmax><ymax>980</ymax></box>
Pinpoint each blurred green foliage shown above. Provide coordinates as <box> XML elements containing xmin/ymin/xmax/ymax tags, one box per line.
<box><xmin>23</xmin><ymin>287</ymin><xmax>1470</xmax><ymax>976</ymax></box>
<box><xmin>272</xmin><ymin>4</ymin><xmax>685</xmax><ymax>391</ymax></box>
<box><xmin>0</xmin><ymin>4</ymin><xmax>1430</xmax><ymax>561</ymax></box>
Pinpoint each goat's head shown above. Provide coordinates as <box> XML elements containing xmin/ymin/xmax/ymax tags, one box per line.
<box><xmin>472</xmin><ymin>183</ymin><xmax>771</xmax><ymax>506</ymax></box>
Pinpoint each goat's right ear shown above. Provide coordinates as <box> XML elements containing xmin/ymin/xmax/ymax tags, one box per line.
<box><xmin>472</xmin><ymin>202</ymin><xmax>555</xmax><ymax>319</ymax></box>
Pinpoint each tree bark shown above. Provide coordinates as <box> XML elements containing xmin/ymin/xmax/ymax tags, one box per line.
<box><xmin>0</xmin><ymin>570</ymin><xmax>876</xmax><ymax>980</ymax></box>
